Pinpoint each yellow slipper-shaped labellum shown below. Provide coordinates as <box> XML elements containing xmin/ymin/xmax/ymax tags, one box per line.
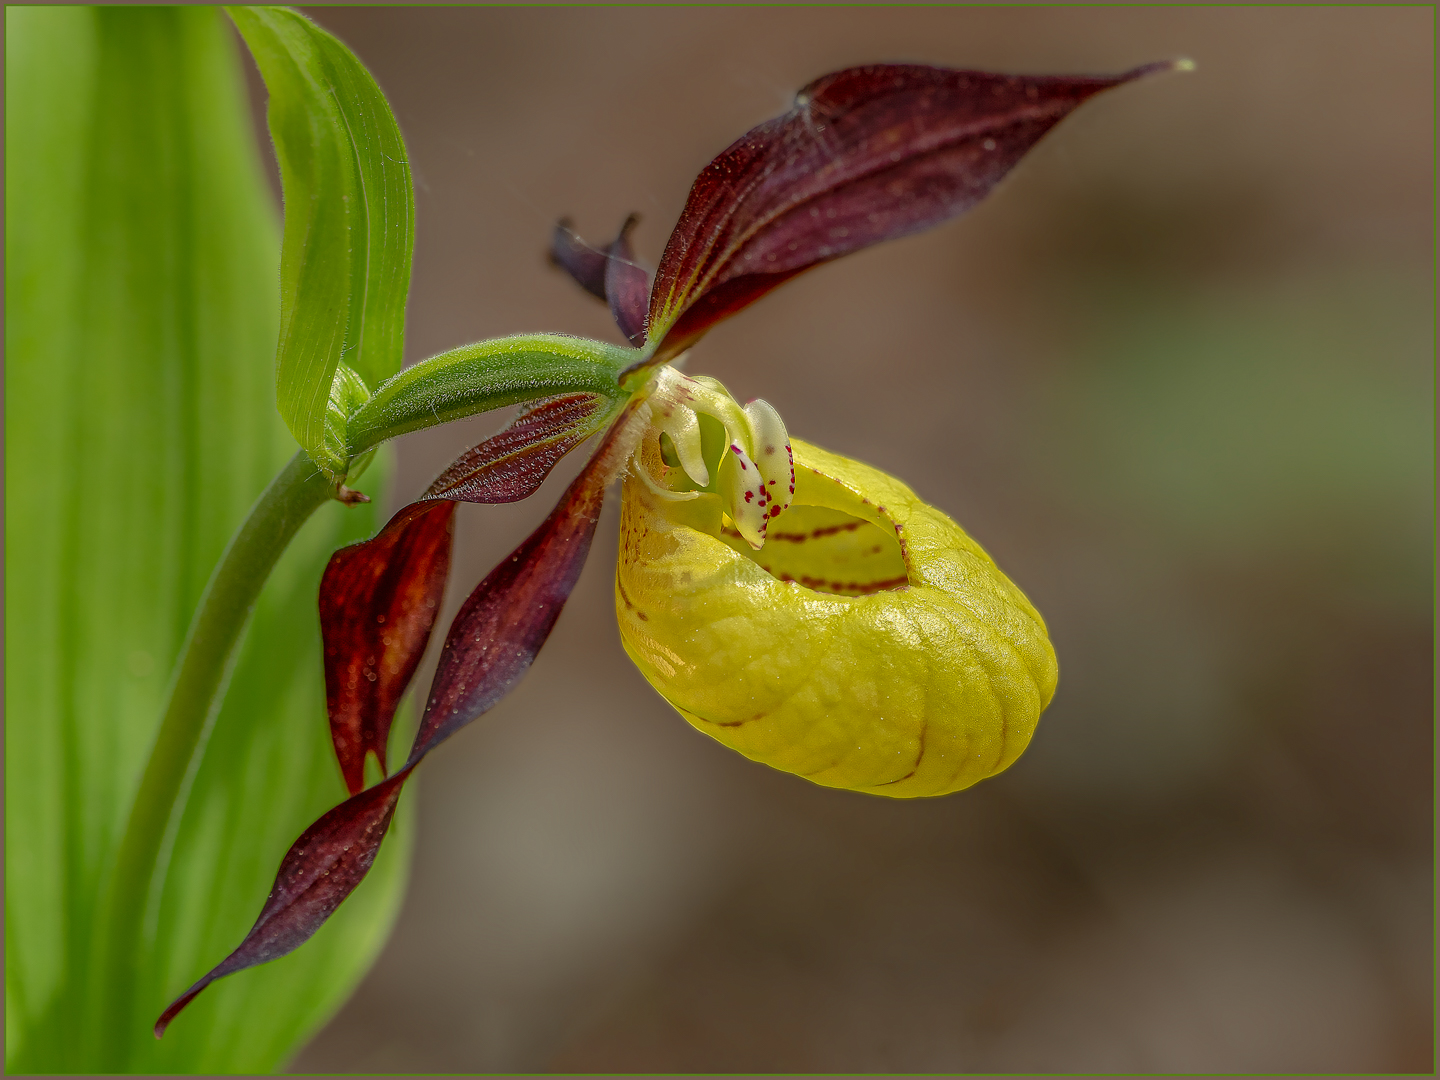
<box><xmin>617</xmin><ymin>437</ymin><xmax>1058</xmax><ymax>797</ymax></box>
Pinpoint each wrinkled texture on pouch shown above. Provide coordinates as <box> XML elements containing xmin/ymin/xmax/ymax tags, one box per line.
<box><xmin>617</xmin><ymin>438</ymin><xmax>1057</xmax><ymax>797</ymax></box>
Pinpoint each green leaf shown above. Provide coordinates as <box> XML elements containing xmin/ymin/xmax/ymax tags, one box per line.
<box><xmin>226</xmin><ymin>5</ymin><xmax>415</xmax><ymax>477</ymax></box>
<box><xmin>4</xmin><ymin>7</ymin><xmax>409</xmax><ymax>1071</ymax></box>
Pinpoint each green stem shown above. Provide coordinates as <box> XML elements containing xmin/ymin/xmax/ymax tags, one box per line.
<box><xmin>345</xmin><ymin>333</ymin><xmax>636</xmax><ymax>457</ymax></box>
<box><xmin>95</xmin><ymin>450</ymin><xmax>335</xmax><ymax>1067</ymax></box>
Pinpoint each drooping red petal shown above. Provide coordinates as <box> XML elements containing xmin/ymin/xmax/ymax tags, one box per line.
<box><xmin>409</xmin><ymin>438</ymin><xmax>609</xmax><ymax>761</ymax></box>
<box><xmin>643</xmin><ymin>61</ymin><xmax>1178</xmax><ymax>363</ymax></box>
<box><xmin>320</xmin><ymin>501</ymin><xmax>455</xmax><ymax>795</ymax></box>
<box><xmin>321</xmin><ymin>388</ymin><xmax>604</xmax><ymax>802</ymax></box>
<box><xmin>156</xmin><ymin>472</ymin><xmax>601</xmax><ymax>1032</ymax></box>
<box><xmin>409</xmin><ymin>391</ymin><xmax>646</xmax><ymax>761</ymax></box>
<box><xmin>549</xmin><ymin>217</ymin><xmax>608</xmax><ymax>300</ymax></box>
<box><xmin>603</xmin><ymin>214</ymin><xmax>651</xmax><ymax>347</ymax></box>
<box><xmin>423</xmin><ymin>393</ymin><xmax>610</xmax><ymax>504</ymax></box>
<box><xmin>153</xmin><ymin>766</ymin><xmax>413</xmax><ymax>1039</ymax></box>
<box><xmin>156</xmin><ymin>397</ymin><xmax>650</xmax><ymax>1036</ymax></box>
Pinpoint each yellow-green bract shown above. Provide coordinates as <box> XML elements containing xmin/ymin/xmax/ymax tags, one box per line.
<box><xmin>617</xmin><ymin>438</ymin><xmax>1057</xmax><ymax>797</ymax></box>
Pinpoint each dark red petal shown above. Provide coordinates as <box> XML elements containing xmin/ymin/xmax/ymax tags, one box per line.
<box><xmin>423</xmin><ymin>393</ymin><xmax>610</xmax><ymax>504</ymax></box>
<box><xmin>409</xmin><ymin>391</ymin><xmax>645</xmax><ymax>760</ymax></box>
<box><xmin>154</xmin><ymin>765</ymin><xmax>413</xmax><ymax>1039</ymax></box>
<box><xmin>156</xmin><ymin>461</ymin><xmax>603</xmax><ymax>1033</ymax></box>
<box><xmin>409</xmin><ymin>444</ymin><xmax>609</xmax><ymax>761</ymax></box>
<box><xmin>156</xmin><ymin>397</ymin><xmax>648</xmax><ymax>1038</ymax></box>
<box><xmin>604</xmin><ymin>214</ymin><xmax>651</xmax><ymax>347</ymax></box>
<box><xmin>549</xmin><ymin>217</ymin><xmax>608</xmax><ymax>300</ymax></box>
<box><xmin>320</xmin><ymin>501</ymin><xmax>454</xmax><ymax>795</ymax></box>
<box><xmin>645</xmin><ymin>61</ymin><xmax>1176</xmax><ymax>361</ymax></box>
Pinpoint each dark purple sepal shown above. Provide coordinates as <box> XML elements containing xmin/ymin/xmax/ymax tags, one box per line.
<box><xmin>409</xmin><ymin>440</ymin><xmax>610</xmax><ymax>761</ymax></box>
<box><xmin>423</xmin><ymin>393</ymin><xmax>610</xmax><ymax>504</ymax></box>
<box><xmin>156</xmin><ymin>469</ymin><xmax>602</xmax><ymax>1034</ymax></box>
<box><xmin>155</xmin><ymin>399</ymin><xmax>648</xmax><ymax>1039</ymax></box>
<box><xmin>603</xmin><ymin>214</ymin><xmax>651</xmax><ymax>346</ymax></box>
<box><xmin>549</xmin><ymin>217</ymin><xmax>609</xmax><ymax>300</ymax></box>
<box><xmin>645</xmin><ymin>61</ymin><xmax>1175</xmax><ymax>361</ymax></box>
<box><xmin>409</xmin><ymin>393</ymin><xmax>644</xmax><ymax>760</ymax></box>
<box><xmin>320</xmin><ymin>500</ymin><xmax>455</xmax><ymax>795</ymax></box>
<box><xmin>153</xmin><ymin>765</ymin><xmax>413</xmax><ymax>1039</ymax></box>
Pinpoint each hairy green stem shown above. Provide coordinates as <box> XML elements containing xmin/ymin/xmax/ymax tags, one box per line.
<box><xmin>345</xmin><ymin>333</ymin><xmax>636</xmax><ymax>457</ymax></box>
<box><xmin>95</xmin><ymin>450</ymin><xmax>335</xmax><ymax>1066</ymax></box>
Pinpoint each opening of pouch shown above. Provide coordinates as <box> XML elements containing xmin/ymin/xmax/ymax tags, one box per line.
<box><xmin>718</xmin><ymin>503</ymin><xmax>908</xmax><ymax>596</ymax></box>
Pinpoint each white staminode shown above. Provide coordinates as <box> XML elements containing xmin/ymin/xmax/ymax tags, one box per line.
<box><xmin>634</xmin><ymin>366</ymin><xmax>795</xmax><ymax>549</ymax></box>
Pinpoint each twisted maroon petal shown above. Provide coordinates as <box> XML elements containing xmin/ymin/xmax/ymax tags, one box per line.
<box><xmin>408</xmin><ymin>460</ymin><xmax>604</xmax><ymax>761</ymax></box>
<box><xmin>154</xmin><ymin>765</ymin><xmax>412</xmax><ymax>1038</ymax></box>
<box><xmin>408</xmin><ymin>392</ymin><xmax>643</xmax><ymax>761</ymax></box>
<box><xmin>645</xmin><ymin>61</ymin><xmax>1177</xmax><ymax>361</ymax></box>
<box><xmin>319</xmin><ymin>501</ymin><xmax>454</xmax><ymax>795</ymax></box>
<box><xmin>155</xmin><ymin>398</ymin><xmax>648</xmax><ymax>1036</ymax></box>
<box><xmin>318</xmin><ymin>389</ymin><xmax>602</xmax><ymax>798</ymax></box>
<box><xmin>156</xmin><ymin>479</ymin><xmax>598</xmax><ymax>1034</ymax></box>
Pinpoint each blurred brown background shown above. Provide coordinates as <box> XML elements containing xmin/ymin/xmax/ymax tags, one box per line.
<box><xmin>253</xmin><ymin>7</ymin><xmax>1431</xmax><ymax>1073</ymax></box>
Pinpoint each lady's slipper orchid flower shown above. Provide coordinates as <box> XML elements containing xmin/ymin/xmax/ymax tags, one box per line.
<box><xmin>619</xmin><ymin>427</ymin><xmax>1057</xmax><ymax>798</ymax></box>
<box><xmin>157</xmin><ymin>58</ymin><xmax>1176</xmax><ymax>1036</ymax></box>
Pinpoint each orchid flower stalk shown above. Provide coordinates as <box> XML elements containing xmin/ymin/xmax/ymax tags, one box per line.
<box><xmin>155</xmin><ymin>31</ymin><xmax>1181</xmax><ymax>1036</ymax></box>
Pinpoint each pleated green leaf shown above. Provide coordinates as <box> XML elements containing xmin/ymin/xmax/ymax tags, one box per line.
<box><xmin>3</xmin><ymin>7</ymin><xmax>410</xmax><ymax>1071</ymax></box>
<box><xmin>227</xmin><ymin>5</ymin><xmax>415</xmax><ymax>477</ymax></box>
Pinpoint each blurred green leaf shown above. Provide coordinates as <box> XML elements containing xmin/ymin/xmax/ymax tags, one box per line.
<box><xmin>1045</xmin><ymin>270</ymin><xmax>1433</xmax><ymax>612</ymax></box>
<box><xmin>4</xmin><ymin>7</ymin><xmax>410</xmax><ymax>1071</ymax></box>
<box><xmin>227</xmin><ymin>5</ymin><xmax>415</xmax><ymax>477</ymax></box>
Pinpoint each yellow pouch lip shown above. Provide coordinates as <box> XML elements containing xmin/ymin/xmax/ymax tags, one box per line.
<box><xmin>617</xmin><ymin>438</ymin><xmax>1058</xmax><ymax>798</ymax></box>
